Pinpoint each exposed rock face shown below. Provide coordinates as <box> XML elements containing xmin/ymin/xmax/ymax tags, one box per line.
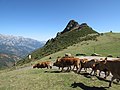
<box><xmin>61</xmin><ymin>20</ymin><xmax>79</xmax><ymax>34</ymax></box>
<box><xmin>61</xmin><ymin>20</ymin><xmax>89</xmax><ymax>34</ymax></box>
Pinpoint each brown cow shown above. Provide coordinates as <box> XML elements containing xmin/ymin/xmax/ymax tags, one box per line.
<box><xmin>53</xmin><ymin>57</ymin><xmax>80</xmax><ymax>72</ymax></box>
<box><xmin>101</xmin><ymin>57</ymin><xmax>120</xmax><ymax>87</ymax></box>
<box><xmin>33</xmin><ymin>61</ymin><xmax>52</xmax><ymax>69</ymax></box>
<box><xmin>93</xmin><ymin>60</ymin><xmax>110</xmax><ymax>79</ymax></box>
<box><xmin>77</xmin><ymin>59</ymin><xmax>97</xmax><ymax>74</ymax></box>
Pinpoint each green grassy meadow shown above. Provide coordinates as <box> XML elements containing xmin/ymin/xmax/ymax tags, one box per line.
<box><xmin>0</xmin><ymin>32</ymin><xmax>120</xmax><ymax>90</ymax></box>
<box><xmin>0</xmin><ymin>68</ymin><xmax>120</xmax><ymax>90</ymax></box>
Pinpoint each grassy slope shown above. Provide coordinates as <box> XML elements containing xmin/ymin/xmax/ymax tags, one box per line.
<box><xmin>39</xmin><ymin>32</ymin><xmax>120</xmax><ymax>62</ymax></box>
<box><xmin>0</xmin><ymin>68</ymin><xmax>119</xmax><ymax>90</ymax></box>
<box><xmin>0</xmin><ymin>32</ymin><xmax>120</xmax><ymax>90</ymax></box>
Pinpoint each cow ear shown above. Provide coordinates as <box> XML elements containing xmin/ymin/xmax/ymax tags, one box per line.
<box><xmin>80</xmin><ymin>59</ymin><xmax>84</xmax><ymax>63</ymax></box>
<box><xmin>105</xmin><ymin>57</ymin><xmax>107</xmax><ymax>60</ymax></box>
<box><xmin>103</xmin><ymin>57</ymin><xmax>107</xmax><ymax>64</ymax></box>
<box><xmin>94</xmin><ymin>59</ymin><xmax>97</xmax><ymax>62</ymax></box>
<box><xmin>83</xmin><ymin>60</ymin><xmax>86</xmax><ymax>63</ymax></box>
<box><xmin>56</xmin><ymin>58</ymin><xmax>59</xmax><ymax>62</ymax></box>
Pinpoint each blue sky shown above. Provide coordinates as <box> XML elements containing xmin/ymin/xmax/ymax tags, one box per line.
<box><xmin>0</xmin><ymin>0</ymin><xmax>120</xmax><ymax>41</ymax></box>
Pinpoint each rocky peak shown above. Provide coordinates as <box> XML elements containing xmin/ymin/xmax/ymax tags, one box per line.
<box><xmin>80</xmin><ymin>23</ymin><xmax>88</xmax><ymax>27</ymax></box>
<box><xmin>78</xmin><ymin>23</ymin><xmax>89</xmax><ymax>29</ymax></box>
<box><xmin>61</xmin><ymin>20</ymin><xmax>79</xmax><ymax>34</ymax></box>
<box><xmin>60</xmin><ymin>20</ymin><xmax>90</xmax><ymax>34</ymax></box>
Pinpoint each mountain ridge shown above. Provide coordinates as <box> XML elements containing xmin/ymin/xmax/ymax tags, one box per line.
<box><xmin>0</xmin><ymin>34</ymin><xmax>45</xmax><ymax>68</ymax></box>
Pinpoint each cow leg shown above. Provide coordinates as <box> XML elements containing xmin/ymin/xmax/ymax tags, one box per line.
<box><xmin>107</xmin><ymin>71</ymin><xmax>110</xmax><ymax>77</ymax></box>
<box><xmin>91</xmin><ymin>67</ymin><xmax>97</xmax><ymax>76</ymax></box>
<box><xmin>50</xmin><ymin>66</ymin><xmax>52</xmax><ymax>69</ymax></box>
<box><xmin>76</xmin><ymin>65</ymin><xmax>79</xmax><ymax>71</ymax></box>
<box><xmin>104</xmin><ymin>71</ymin><xmax>107</xmax><ymax>79</ymax></box>
<box><xmin>90</xmin><ymin>69</ymin><xmax>93</xmax><ymax>75</ymax></box>
<box><xmin>61</xmin><ymin>66</ymin><xmax>64</xmax><ymax>72</ymax></box>
<box><xmin>66</xmin><ymin>67</ymin><xmax>69</xmax><ymax>71</ymax></box>
<box><xmin>90</xmin><ymin>69</ymin><xmax>96</xmax><ymax>76</ymax></box>
<box><xmin>48</xmin><ymin>65</ymin><xmax>52</xmax><ymax>69</ymax></box>
<box><xmin>77</xmin><ymin>63</ymin><xmax>82</xmax><ymax>74</ymax></box>
<box><xmin>76</xmin><ymin>62</ymin><xmax>80</xmax><ymax>71</ymax></box>
<box><xmin>70</xmin><ymin>66</ymin><xmax>72</xmax><ymax>71</ymax></box>
<box><xmin>109</xmin><ymin>76</ymin><xmax>115</xmax><ymax>87</ymax></box>
<box><xmin>94</xmin><ymin>69</ymin><xmax>97</xmax><ymax>76</ymax></box>
<box><xmin>116</xmin><ymin>79</ymin><xmax>120</xmax><ymax>83</ymax></box>
<box><xmin>104</xmin><ymin>71</ymin><xmax>110</xmax><ymax>79</ymax></box>
<box><xmin>66</xmin><ymin>66</ymin><xmax>71</xmax><ymax>71</ymax></box>
<box><xmin>72</xmin><ymin>65</ymin><xmax>75</xmax><ymax>71</ymax></box>
<box><xmin>46</xmin><ymin>66</ymin><xmax>48</xmax><ymax>69</ymax></box>
<box><xmin>72</xmin><ymin>65</ymin><xmax>78</xmax><ymax>71</ymax></box>
<box><xmin>84</xmin><ymin>68</ymin><xmax>87</xmax><ymax>72</ymax></box>
<box><xmin>104</xmin><ymin>70</ymin><xmax>108</xmax><ymax>79</ymax></box>
<box><xmin>77</xmin><ymin>67</ymin><xmax>82</xmax><ymax>74</ymax></box>
<box><xmin>99</xmin><ymin>70</ymin><xmax>101</xmax><ymax>77</ymax></box>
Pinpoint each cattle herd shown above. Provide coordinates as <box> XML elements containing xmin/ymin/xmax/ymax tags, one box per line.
<box><xmin>33</xmin><ymin>53</ymin><xmax>120</xmax><ymax>87</ymax></box>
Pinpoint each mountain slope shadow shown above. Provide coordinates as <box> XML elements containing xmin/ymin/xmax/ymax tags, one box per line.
<box><xmin>71</xmin><ymin>82</ymin><xmax>108</xmax><ymax>90</ymax></box>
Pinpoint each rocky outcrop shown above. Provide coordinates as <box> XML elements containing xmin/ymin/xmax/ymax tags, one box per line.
<box><xmin>61</xmin><ymin>20</ymin><xmax>79</xmax><ymax>34</ymax></box>
<box><xmin>61</xmin><ymin>20</ymin><xmax>89</xmax><ymax>34</ymax></box>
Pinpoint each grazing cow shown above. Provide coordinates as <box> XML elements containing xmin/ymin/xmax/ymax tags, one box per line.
<box><xmin>33</xmin><ymin>61</ymin><xmax>52</xmax><ymax>69</ymax></box>
<box><xmin>53</xmin><ymin>57</ymin><xmax>80</xmax><ymax>71</ymax></box>
<box><xmin>101</xmin><ymin>57</ymin><xmax>120</xmax><ymax>87</ymax></box>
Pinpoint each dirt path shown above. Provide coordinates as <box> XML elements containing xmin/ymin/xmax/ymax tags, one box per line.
<box><xmin>76</xmin><ymin>56</ymin><xmax>118</xmax><ymax>60</ymax></box>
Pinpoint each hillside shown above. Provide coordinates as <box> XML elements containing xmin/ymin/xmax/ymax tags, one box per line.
<box><xmin>0</xmin><ymin>32</ymin><xmax>119</xmax><ymax>89</ymax></box>
<box><xmin>39</xmin><ymin>32</ymin><xmax>120</xmax><ymax>62</ymax></box>
<box><xmin>0</xmin><ymin>34</ymin><xmax>45</xmax><ymax>68</ymax></box>
<box><xmin>18</xmin><ymin>20</ymin><xmax>99</xmax><ymax>65</ymax></box>
<box><xmin>0</xmin><ymin>53</ymin><xmax>20</xmax><ymax>68</ymax></box>
<box><xmin>0</xmin><ymin>33</ymin><xmax>120</xmax><ymax>89</ymax></box>
<box><xmin>0</xmin><ymin>31</ymin><xmax>120</xmax><ymax>90</ymax></box>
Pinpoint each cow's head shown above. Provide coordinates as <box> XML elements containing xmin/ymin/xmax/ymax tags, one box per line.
<box><xmin>33</xmin><ymin>65</ymin><xmax>36</xmax><ymax>68</ymax></box>
<box><xmin>56</xmin><ymin>57</ymin><xmax>61</xmax><ymax>62</ymax></box>
<box><xmin>101</xmin><ymin>57</ymin><xmax>107</xmax><ymax>64</ymax></box>
<box><xmin>80</xmin><ymin>59</ymin><xmax>86</xmax><ymax>63</ymax></box>
<box><xmin>53</xmin><ymin>57</ymin><xmax>61</xmax><ymax>66</ymax></box>
<box><xmin>33</xmin><ymin>63</ymin><xmax>39</xmax><ymax>68</ymax></box>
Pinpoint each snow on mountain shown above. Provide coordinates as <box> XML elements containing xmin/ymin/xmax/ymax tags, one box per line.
<box><xmin>0</xmin><ymin>34</ymin><xmax>45</xmax><ymax>68</ymax></box>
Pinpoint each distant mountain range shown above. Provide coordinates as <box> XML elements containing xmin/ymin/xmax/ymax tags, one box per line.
<box><xmin>0</xmin><ymin>34</ymin><xmax>45</xmax><ymax>68</ymax></box>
